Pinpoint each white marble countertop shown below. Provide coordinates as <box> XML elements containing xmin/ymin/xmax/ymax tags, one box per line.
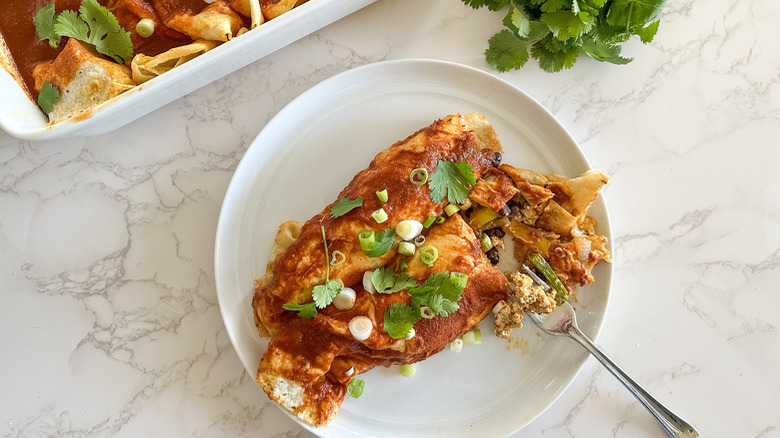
<box><xmin>1</xmin><ymin>0</ymin><xmax>779</xmax><ymax>436</ymax></box>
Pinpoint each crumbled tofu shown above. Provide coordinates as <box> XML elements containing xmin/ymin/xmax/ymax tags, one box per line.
<box><xmin>509</xmin><ymin>272</ymin><xmax>556</xmax><ymax>315</ymax></box>
<box><xmin>493</xmin><ymin>273</ymin><xmax>556</xmax><ymax>339</ymax></box>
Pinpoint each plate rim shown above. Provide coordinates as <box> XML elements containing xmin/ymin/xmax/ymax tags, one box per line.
<box><xmin>214</xmin><ymin>58</ymin><xmax>613</xmax><ymax>437</ymax></box>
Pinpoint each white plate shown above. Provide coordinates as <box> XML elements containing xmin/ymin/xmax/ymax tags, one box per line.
<box><xmin>214</xmin><ymin>59</ymin><xmax>612</xmax><ymax>438</ymax></box>
<box><xmin>0</xmin><ymin>0</ymin><xmax>376</xmax><ymax>140</ymax></box>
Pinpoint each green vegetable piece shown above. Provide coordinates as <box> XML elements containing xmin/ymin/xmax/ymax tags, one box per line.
<box><xmin>358</xmin><ymin>230</ymin><xmax>375</xmax><ymax>251</ymax></box>
<box><xmin>527</xmin><ymin>252</ymin><xmax>570</xmax><ymax>305</ymax></box>
<box><xmin>580</xmin><ymin>36</ymin><xmax>632</xmax><ymax>64</ymax></box>
<box><xmin>371</xmin><ymin>208</ymin><xmax>388</xmax><ymax>224</ymax></box>
<box><xmin>606</xmin><ymin>0</ymin><xmax>668</xmax><ymax>31</ymax></box>
<box><xmin>428</xmin><ymin>160</ymin><xmax>476</xmax><ymax>205</ymax></box>
<box><xmin>420</xmin><ymin>245</ymin><xmax>438</xmax><ymax>266</ymax></box>
<box><xmin>136</xmin><ymin>18</ymin><xmax>155</xmax><ymax>38</ymax></box>
<box><xmin>461</xmin><ymin>0</ymin><xmax>666</xmax><ymax>72</ymax></box>
<box><xmin>312</xmin><ymin>280</ymin><xmax>342</xmax><ymax>309</ymax></box>
<box><xmin>33</xmin><ymin>4</ymin><xmax>61</xmax><ymax>48</ymax></box>
<box><xmin>376</xmin><ymin>189</ymin><xmax>388</xmax><ymax>203</ymax></box>
<box><xmin>54</xmin><ymin>0</ymin><xmax>133</xmax><ymax>63</ymax></box>
<box><xmin>399</xmin><ymin>364</ymin><xmax>416</xmax><ymax>377</ymax></box>
<box><xmin>371</xmin><ymin>267</ymin><xmax>418</xmax><ymax>294</ymax></box>
<box><xmin>636</xmin><ymin>20</ymin><xmax>660</xmax><ymax>43</ymax></box>
<box><xmin>364</xmin><ymin>228</ymin><xmax>396</xmax><ymax>257</ymax></box>
<box><xmin>282</xmin><ymin>301</ymin><xmax>317</xmax><ymax>319</ymax></box>
<box><xmin>461</xmin><ymin>0</ymin><xmax>510</xmax><ymax>11</ymax></box>
<box><xmin>346</xmin><ymin>378</ymin><xmax>365</xmax><ymax>398</ymax></box>
<box><xmin>383</xmin><ymin>303</ymin><xmax>418</xmax><ymax>339</ymax></box>
<box><xmin>331</xmin><ymin>196</ymin><xmax>363</xmax><ymax>218</ymax></box>
<box><xmin>37</xmin><ymin>82</ymin><xmax>60</xmax><ymax>115</ymax></box>
<box><xmin>540</xmin><ymin>10</ymin><xmax>595</xmax><ymax>41</ymax></box>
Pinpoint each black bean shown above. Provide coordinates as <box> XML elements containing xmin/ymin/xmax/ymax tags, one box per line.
<box><xmin>486</xmin><ymin>247</ymin><xmax>500</xmax><ymax>265</ymax></box>
<box><xmin>485</xmin><ymin>227</ymin><xmax>505</xmax><ymax>239</ymax></box>
<box><xmin>492</xmin><ymin>152</ymin><xmax>502</xmax><ymax>166</ymax></box>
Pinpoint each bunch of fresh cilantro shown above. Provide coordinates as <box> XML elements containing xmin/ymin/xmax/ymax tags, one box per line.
<box><xmin>461</xmin><ymin>0</ymin><xmax>668</xmax><ymax>72</ymax></box>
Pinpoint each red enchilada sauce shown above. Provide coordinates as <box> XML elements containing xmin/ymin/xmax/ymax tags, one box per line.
<box><xmin>0</xmin><ymin>0</ymin><xmax>218</xmax><ymax>99</ymax></box>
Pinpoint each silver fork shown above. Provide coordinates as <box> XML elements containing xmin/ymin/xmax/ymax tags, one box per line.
<box><xmin>515</xmin><ymin>265</ymin><xmax>700</xmax><ymax>438</ymax></box>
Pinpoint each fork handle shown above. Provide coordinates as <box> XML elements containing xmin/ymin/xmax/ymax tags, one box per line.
<box><xmin>565</xmin><ymin>326</ymin><xmax>699</xmax><ymax>438</ymax></box>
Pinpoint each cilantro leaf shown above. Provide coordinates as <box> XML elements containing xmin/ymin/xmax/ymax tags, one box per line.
<box><xmin>530</xmin><ymin>35</ymin><xmax>579</xmax><ymax>72</ymax></box>
<box><xmin>486</xmin><ymin>29</ymin><xmax>531</xmax><ymax>72</ymax></box>
<box><xmin>383</xmin><ymin>303</ymin><xmax>418</xmax><ymax>339</ymax></box>
<box><xmin>428</xmin><ymin>160</ymin><xmax>476</xmax><ymax>204</ymax></box>
<box><xmin>37</xmin><ymin>82</ymin><xmax>60</xmax><ymax>115</ymax></box>
<box><xmin>462</xmin><ymin>0</ymin><xmax>510</xmax><ymax>10</ymax></box>
<box><xmin>371</xmin><ymin>268</ymin><xmax>418</xmax><ymax>294</ymax></box>
<box><xmin>581</xmin><ymin>36</ymin><xmax>633</xmax><ymax>64</ymax></box>
<box><xmin>282</xmin><ymin>301</ymin><xmax>317</xmax><ymax>319</ymax></box>
<box><xmin>606</xmin><ymin>0</ymin><xmax>667</xmax><ymax>30</ymax></box>
<box><xmin>33</xmin><ymin>4</ymin><xmax>61</xmax><ymax>48</ymax></box>
<box><xmin>540</xmin><ymin>10</ymin><xmax>595</xmax><ymax>41</ymax></box>
<box><xmin>312</xmin><ymin>280</ymin><xmax>342</xmax><ymax>308</ymax></box>
<box><xmin>55</xmin><ymin>10</ymin><xmax>90</xmax><ymax>42</ymax></box>
<box><xmin>408</xmin><ymin>271</ymin><xmax>468</xmax><ymax>318</ymax></box>
<box><xmin>540</xmin><ymin>0</ymin><xmax>568</xmax><ymax>13</ymax></box>
<box><xmin>331</xmin><ymin>196</ymin><xmax>363</xmax><ymax>218</ymax></box>
<box><xmin>364</xmin><ymin>228</ymin><xmax>396</xmax><ymax>257</ymax></box>
<box><xmin>636</xmin><ymin>20</ymin><xmax>660</xmax><ymax>43</ymax></box>
<box><xmin>54</xmin><ymin>0</ymin><xmax>133</xmax><ymax>63</ymax></box>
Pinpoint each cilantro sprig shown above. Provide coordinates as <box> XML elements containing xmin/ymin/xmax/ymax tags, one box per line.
<box><xmin>428</xmin><ymin>160</ymin><xmax>476</xmax><ymax>205</ymax></box>
<box><xmin>331</xmin><ymin>196</ymin><xmax>363</xmax><ymax>218</ymax></box>
<box><xmin>382</xmin><ymin>271</ymin><xmax>469</xmax><ymax>339</ymax></box>
<box><xmin>371</xmin><ymin>268</ymin><xmax>418</xmax><ymax>294</ymax></box>
<box><xmin>363</xmin><ymin>228</ymin><xmax>397</xmax><ymax>258</ymax></box>
<box><xmin>284</xmin><ymin>226</ymin><xmax>343</xmax><ymax>318</ymax></box>
<box><xmin>37</xmin><ymin>82</ymin><xmax>60</xmax><ymax>114</ymax></box>
<box><xmin>463</xmin><ymin>0</ymin><xmax>667</xmax><ymax>72</ymax></box>
<box><xmin>33</xmin><ymin>0</ymin><xmax>133</xmax><ymax>63</ymax></box>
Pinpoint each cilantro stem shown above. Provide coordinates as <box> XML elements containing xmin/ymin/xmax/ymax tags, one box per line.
<box><xmin>625</xmin><ymin>2</ymin><xmax>634</xmax><ymax>33</ymax></box>
<box><xmin>321</xmin><ymin>225</ymin><xmax>330</xmax><ymax>282</ymax></box>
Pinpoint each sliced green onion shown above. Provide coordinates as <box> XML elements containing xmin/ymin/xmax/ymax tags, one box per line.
<box><xmin>399</xmin><ymin>260</ymin><xmax>408</xmax><ymax>271</ymax></box>
<box><xmin>458</xmin><ymin>199</ymin><xmax>472</xmax><ymax>211</ymax></box>
<box><xmin>420</xmin><ymin>306</ymin><xmax>435</xmax><ymax>319</ymax></box>
<box><xmin>136</xmin><ymin>18</ymin><xmax>155</xmax><ymax>38</ymax></box>
<box><xmin>435</xmin><ymin>216</ymin><xmax>446</xmax><ymax>224</ymax></box>
<box><xmin>376</xmin><ymin>189</ymin><xmax>388</xmax><ymax>203</ymax></box>
<box><xmin>444</xmin><ymin>204</ymin><xmax>460</xmax><ymax>216</ymax></box>
<box><xmin>422</xmin><ymin>216</ymin><xmax>436</xmax><ymax>228</ymax></box>
<box><xmin>528</xmin><ymin>253</ymin><xmax>570</xmax><ymax>305</ymax></box>
<box><xmin>449</xmin><ymin>338</ymin><xmax>463</xmax><ymax>352</ymax></box>
<box><xmin>410</xmin><ymin>168</ymin><xmax>428</xmax><ymax>185</ymax></box>
<box><xmin>396</xmin><ymin>219</ymin><xmax>423</xmax><ymax>241</ymax></box>
<box><xmin>346</xmin><ymin>378</ymin><xmax>365</xmax><ymax>398</ymax></box>
<box><xmin>480</xmin><ymin>233</ymin><xmax>493</xmax><ymax>252</ymax></box>
<box><xmin>398</xmin><ymin>241</ymin><xmax>416</xmax><ymax>256</ymax></box>
<box><xmin>462</xmin><ymin>329</ymin><xmax>482</xmax><ymax>345</ymax></box>
<box><xmin>371</xmin><ymin>208</ymin><xmax>388</xmax><ymax>224</ymax></box>
<box><xmin>330</xmin><ymin>250</ymin><xmax>346</xmax><ymax>266</ymax></box>
<box><xmin>420</xmin><ymin>245</ymin><xmax>438</xmax><ymax>266</ymax></box>
<box><xmin>358</xmin><ymin>230</ymin><xmax>375</xmax><ymax>251</ymax></box>
<box><xmin>400</xmin><ymin>364</ymin><xmax>416</xmax><ymax>377</ymax></box>
<box><xmin>413</xmin><ymin>235</ymin><xmax>426</xmax><ymax>247</ymax></box>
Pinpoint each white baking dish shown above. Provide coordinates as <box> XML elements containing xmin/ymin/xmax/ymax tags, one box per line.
<box><xmin>0</xmin><ymin>0</ymin><xmax>376</xmax><ymax>140</ymax></box>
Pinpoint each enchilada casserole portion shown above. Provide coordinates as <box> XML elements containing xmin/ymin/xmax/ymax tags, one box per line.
<box><xmin>251</xmin><ymin>113</ymin><xmax>611</xmax><ymax>426</ymax></box>
<box><xmin>0</xmin><ymin>0</ymin><xmax>308</xmax><ymax>123</ymax></box>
